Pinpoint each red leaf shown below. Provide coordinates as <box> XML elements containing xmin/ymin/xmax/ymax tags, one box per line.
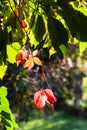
<box><xmin>34</xmin><ymin>90</ymin><xmax>47</xmax><ymax>109</ymax></box>
<box><xmin>21</xmin><ymin>19</ymin><xmax>27</xmax><ymax>29</ymax></box>
<box><xmin>16</xmin><ymin>51</ymin><xmax>23</xmax><ymax>66</ymax></box>
<box><xmin>45</xmin><ymin>89</ymin><xmax>57</xmax><ymax>103</ymax></box>
<box><xmin>16</xmin><ymin>50</ymin><xmax>29</xmax><ymax>66</ymax></box>
<box><xmin>16</xmin><ymin>51</ymin><xmax>22</xmax><ymax>61</ymax></box>
<box><xmin>34</xmin><ymin>89</ymin><xmax>57</xmax><ymax>109</ymax></box>
<box><xmin>22</xmin><ymin>50</ymin><xmax>29</xmax><ymax>60</ymax></box>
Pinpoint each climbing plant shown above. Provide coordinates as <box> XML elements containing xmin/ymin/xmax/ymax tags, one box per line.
<box><xmin>0</xmin><ymin>0</ymin><xmax>87</xmax><ymax>129</ymax></box>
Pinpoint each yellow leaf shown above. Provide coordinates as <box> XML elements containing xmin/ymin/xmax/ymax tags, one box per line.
<box><xmin>49</xmin><ymin>47</ymin><xmax>56</xmax><ymax>57</ymax></box>
<box><xmin>79</xmin><ymin>42</ymin><xmax>87</xmax><ymax>55</ymax></box>
<box><xmin>79</xmin><ymin>0</ymin><xmax>87</xmax><ymax>7</ymax></box>
<box><xmin>33</xmin><ymin>57</ymin><xmax>42</xmax><ymax>65</ymax></box>
<box><xmin>0</xmin><ymin>64</ymin><xmax>7</xmax><ymax>79</ymax></box>
<box><xmin>28</xmin><ymin>62</ymin><xmax>34</xmax><ymax>71</ymax></box>
<box><xmin>24</xmin><ymin>59</ymin><xmax>33</xmax><ymax>68</ymax></box>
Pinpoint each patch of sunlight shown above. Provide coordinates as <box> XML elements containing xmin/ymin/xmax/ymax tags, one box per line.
<box><xmin>18</xmin><ymin>119</ymin><xmax>46</xmax><ymax>130</ymax></box>
<box><xmin>82</xmin><ymin>77</ymin><xmax>87</xmax><ymax>100</ymax></box>
<box><xmin>82</xmin><ymin>77</ymin><xmax>87</xmax><ymax>87</ymax></box>
<box><xmin>66</xmin><ymin>99</ymin><xmax>74</xmax><ymax>106</ymax></box>
<box><xmin>46</xmin><ymin>119</ymin><xmax>67</xmax><ymax>129</ymax></box>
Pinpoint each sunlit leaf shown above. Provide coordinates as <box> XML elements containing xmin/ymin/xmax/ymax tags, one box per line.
<box><xmin>12</xmin><ymin>42</ymin><xmax>21</xmax><ymax>50</ymax></box>
<box><xmin>77</xmin><ymin>6</ymin><xmax>87</xmax><ymax>16</ymax></box>
<box><xmin>33</xmin><ymin>49</ymin><xmax>38</xmax><ymax>56</ymax></box>
<box><xmin>28</xmin><ymin>61</ymin><xmax>34</xmax><ymax>71</ymax></box>
<box><xmin>58</xmin><ymin>2</ymin><xmax>87</xmax><ymax>41</ymax></box>
<box><xmin>0</xmin><ymin>86</ymin><xmax>19</xmax><ymax>129</ymax></box>
<box><xmin>59</xmin><ymin>44</ymin><xmax>68</xmax><ymax>57</ymax></box>
<box><xmin>24</xmin><ymin>59</ymin><xmax>33</xmax><ymax>68</ymax></box>
<box><xmin>33</xmin><ymin>57</ymin><xmax>42</xmax><ymax>65</ymax></box>
<box><xmin>78</xmin><ymin>0</ymin><xmax>86</xmax><ymax>7</ymax></box>
<box><xmin>0</xmin><ymin>64</ymin><xmax>7</xmax><ymax>79</ymax></box>
<box><xmin>79</xmin><ymin>41</ymin><xmax>87</xmax><ymax>55</ymax></box>
<box><xmin>7</xmin><ymin>44</ymin><xmax>18</xmax><ymax>63</ymax></box>
<box><xmin>49</xmin><ymin>47</ymin><xmax>56</xmax><ymax>57</ymax></box>
<box><xmin>0</xmin><ymin>86</ymin><xmax>7</xmax><ymax>97</ymax></box>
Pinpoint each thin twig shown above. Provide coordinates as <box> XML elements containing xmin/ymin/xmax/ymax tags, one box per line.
<box><xmin>8</xmin><ymin>0</ymin><xmax>29</xmax><ymax>39</ymax></box>
<box><xmin>42</xmin><ymin>67</ymin><xmax>50</xmax><ymax>88</ymax></box>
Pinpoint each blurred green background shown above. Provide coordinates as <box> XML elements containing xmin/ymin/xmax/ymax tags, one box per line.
<box><xmin>0</xmin><ymin>48</ymin><xmax>87</xmax><ymax>130</ymax></box>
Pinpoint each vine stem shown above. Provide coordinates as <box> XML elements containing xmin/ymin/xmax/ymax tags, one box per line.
<box><xmin>8</xmin><ymin>0</ymin><xmax>30</xmax><ymax>40</ymax></box>
<box><xmin>42</xmin><ymin>67</ymin><xmax>51</xmax><ymax>88</ymax></box>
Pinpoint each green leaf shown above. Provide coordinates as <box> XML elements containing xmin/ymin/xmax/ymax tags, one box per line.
<box><xmin>30</xmin><ymin>12</ymin><xmax>36</xmax><ymax>29</ymax></box>
<box><xmin>59</xmin><ymin>7</ymin><xmax>78</xmax><ymax>38</ymax></box>
<box><xmin>0</xmin><ymin>64</ymin><xmax>7</xmax><ymax>79</ymax></box>
<box><xmin>79</xmin><ymin>41</ymin><xmax>87</xmax><ymax>55</ymax></box>
<box><xmin>76</xmin><ymin>10</ymin><xmax>87</xmax><ymax>41</ymax></box>
<box><xmin>77</xmin><ymin>6</ymin><xmax>87</xmax><ymax>16</ymax></box>
<box><xmin>0</xmin><ymin>28</ymin><xmax>4</xmax><ymax>51</ymax></box>
<box><xmin>41</xmin><ymin>0</ymin><xmax>53</xmax><ymax>5</ymax></box>
<box><xmin>0</xmin><ymin>86</ymin><xmax>19</xmax><ymax>129</ymax></box>
<box><xmin>47</xmin><ymin>16</ymin><xmax>59</xmax><ymax>52</ymax></box>
<box><xmin>29</xmin><ymin>0</ymin><xmax>36</xmax><ymax>11</ymax></box>
<box><xmin>58</xmin><ymin>1</ymin><xmax>87</xmax><ymax>41</ymax></box>
<box><xmin>7</xmin><ymin>43</ymin><xmax>19</xmax><ymax>63</ymax></box>
<box><xmin>0</xmin><ymin>97</ymin><xmax>9</xmax><ymax>111</ymax></box>
<box><xmin>1</xmin><ymin>111</ymin><xmax>11</xmax><ymax>120</ymax></box>
<box><xmin>1</xmin><ymin>116</ymin><xmax>11</xmax><ymax>127</ymax></box>
<box><xmin>0</xmin><ymin>86</ymin><xmax>7</xmax><ymax>97</ymax></box>
<box><xmin>53</xmin><ymin>18</ymin><xmax>68</xmax><ymax>46</ymax></box>
<box><xmin>47</xmin><ymin>16</ymin><xmax>68</xmax><ymax>52</ymax></box>
<box><xmin>0</xmin><ymin>28</ymin><xmax>8</xmax><ymax>63</ymax></box>
<box><xmin>34</xmin><ymin>15</ymin><xmax>46</xmax><ymax>42</ymax></box>
<box><xmin>59</xmin><ymin>44</ymin><xmax>68</xmax><ymax>57</ymax></box>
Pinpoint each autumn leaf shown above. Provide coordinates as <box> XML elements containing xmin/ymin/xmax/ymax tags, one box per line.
<box><xmin>49</xmin><ymin>47</ymin><xmax>56</xmax><ymax>57</ymax></box>
<box><xmin>28</xmin><ymin>62</ymin><xmax>34</xmax><ymax>71</ymax></box>
<box><xmin>33</xmin><ymin>49</ymin><xmax>38</xmax><ymax>56</ymax></box>
<box><xmin>34</xmin><ymin>88</ymin><xmax>57</xmax><ymax>109</ymax></box>
<box><xmin>21</xmin><ymin>19</ymin><xmax>27</xmax><ymax>29</ymax></box>
<box><xmin>16</xmin><ymin>50</ymin><xmax>29</xmax><ymax>66</ymax></box>
<box><xmin>24</xmin><ymin>59</ymin><xmax>33</xmax><ymax>68</ymax></box>
<box><xmin>24</xmin><ymin>49</ymin><xmax>42</xmax><ymax>71</ymax></box>
<box><xmin>33</xmin><ymin>57</ymin><xmax>42</xmax><ymax>65</ymax></box>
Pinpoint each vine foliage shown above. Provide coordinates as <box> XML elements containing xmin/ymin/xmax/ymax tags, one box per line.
<box><xmin>0</xmin><ymin>0</ymin><xmax>87</xmax><ymax>129</ymax></box>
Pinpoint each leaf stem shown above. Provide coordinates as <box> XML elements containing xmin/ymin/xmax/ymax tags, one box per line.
<box><xmin>42</xmin><ymin>67</ymin><xmax>50</xmax><ymax>88</ymax></box>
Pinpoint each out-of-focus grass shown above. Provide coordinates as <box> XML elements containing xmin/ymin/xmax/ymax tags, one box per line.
<box><xmin>16</xmin><ymin>111</ymin><xmax>87</xmax><ymax>130</ymax></box>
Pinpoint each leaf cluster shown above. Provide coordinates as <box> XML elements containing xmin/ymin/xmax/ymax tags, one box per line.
<box><xmin>29</xmin><ymin>0</ymin><xmax>87</xmax><ymax>57</ymax></box>
<box><xmin>0</xmin><ymin>86</ymin><xmax>18</xmax><ymax>130</ymax></box>
<box><xmin>0</xmin><ymin>0</ymin><xmax>87</xmax><ymax>64</ymax></box>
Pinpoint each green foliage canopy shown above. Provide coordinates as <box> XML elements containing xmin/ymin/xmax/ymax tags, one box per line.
<box><xmin>0</xmin><ymin>0</ymin><xmax>87</xmax><ymax>66</ymax></box>
<box><xmin>0</xmin><ymin>86</ymin><xmax>18</xmax><ymax>130</ymax></box>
